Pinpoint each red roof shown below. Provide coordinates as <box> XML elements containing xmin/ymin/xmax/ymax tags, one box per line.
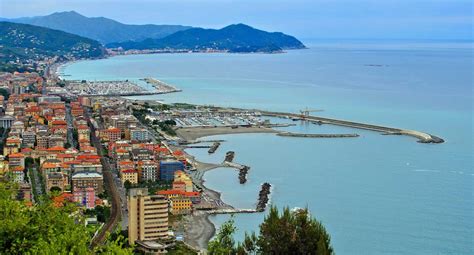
<box><xmin>9</xmin><ymin>153</ymin><xmax>25</xmax><ymax>158</ymax></box>
<box><xmin>52</xmin><ymin>120</ymin><xmax>67</xmax><ymax>125</ymax></box>
<box><xmin>173</xmin><ymin>150</ymin><xmax>184</xmax><ymax>156</ymax></box>
<box><xmin>47</xmin><ymin>146</ymin><xmax>66</xmax><ymax>152</ymax></box>
<box><xmin>21</xmin><ymin>148</ymin><xmax>33</xmax><ymax>153</ymax></box>
<box><xmin>76</xmin><ymin>154</ymin><xmax>101</xmax><ymax>160</ymax></box>
<box><xmin>157</xmin><ymin>190</ymin><xmax>200</xmax><ymax>197</ymax></box>
<box><xmin>105</xmin><ymin>127</ymin><xmax>121</xmax><ymax>133</ymax></box>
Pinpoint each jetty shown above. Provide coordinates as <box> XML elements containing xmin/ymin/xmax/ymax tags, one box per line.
<box><xmin>257</xmin><ymin>183</ymin><xmax>272</xmax><ymax>212</ymax></box>
<box><xmin>141</xmin><ymin>77</ymin><xmax>182</xmax><ymax>94</ymax></box>
<box><xmin>184</xmin><ymin>145</ymin><xmax>212</xmax><ymax>149</ymax></box>
<box><xmin>207</xmin><ymin>208</ymin><xmax>258</xmax><ymax>214</ymax></box>
<box><xmin>261</xmin><ymin>111</ymin><xmax>444</xmax><ymax>143</ymax></box>
<box><xmin>224</xmin><ymin>151</ymin><xmax>235</xmax><ymax>162</ymax></box>
<box><xmin>277</xmin><ymin>132</ymin><xmax>359</xmax><ymax>138</ymax></box>
<box><xmin>208</xmin><ymin>142</ymin><xmax>221</xmax><ymax>154</ymax></box>
<box><xmin>223</xmin><ymin>161</ymin><xmax>250</xmax><ymax>184</ymax></box>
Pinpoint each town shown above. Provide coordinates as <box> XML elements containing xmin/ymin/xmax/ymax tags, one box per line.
<box><xmin>0</xmin><ymin>68</ymin><xmax>275</xmax><ymax>254</ymax></box>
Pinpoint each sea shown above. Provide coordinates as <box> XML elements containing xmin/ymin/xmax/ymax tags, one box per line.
<box><xmin>62</xmin><ymin>40</ymin><xmax>473</xmax><ymax>254</ymax></box>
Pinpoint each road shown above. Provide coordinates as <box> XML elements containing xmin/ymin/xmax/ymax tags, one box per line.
<box><xmin>88</xmin><ymin>110</ymin><xmax>122</xmax><ymax>248</ymax></box>
<box><xmin>28</xmin><ymin>166</ymin><xmax>44</xmax><ymax>203</ymax></box>
<box><xmin>65</xmin><ymin>103</ymin><xmax>78</xmax><ymax>149</ymax></box>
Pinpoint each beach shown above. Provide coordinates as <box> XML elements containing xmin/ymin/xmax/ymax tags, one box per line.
<box><xmin>173</xmin><ymin>125</ymin><xmax>280</xmax><ymax>249</ymax></box>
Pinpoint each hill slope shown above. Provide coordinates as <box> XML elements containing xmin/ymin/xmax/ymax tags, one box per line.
<box><xmin>0</xmin><ymin>21</ymin><xmax>105</xmax><ymax>62</ymax></box>
<box><xmin>107</xmin><ymin>24</ymin><xmax>306</xmax><ymax>53</ymax></box>
<box><xmin>7</xmin><ymin>11</ymin><xmax>191</xmax><ymax>44</ymax></box>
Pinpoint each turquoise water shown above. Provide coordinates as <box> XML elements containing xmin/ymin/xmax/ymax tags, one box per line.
<box><xmin>63</xmin><ymin>42</ymin><xmax>473</xmax><ymax>254</ymax></box>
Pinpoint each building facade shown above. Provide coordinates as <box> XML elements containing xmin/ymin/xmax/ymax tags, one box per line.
<box><xmin>128</xmin><ymin>189</ymin><xmax>169</xmax><ymax>245</ymax></box>
<box><xmin>159</xmin><ymin>160</ymin><xmax>184</xmax><ymax>181</ymax></box>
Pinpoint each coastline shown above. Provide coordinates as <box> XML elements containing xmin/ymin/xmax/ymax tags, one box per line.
<box><xmin>173</xmin><ymin>126</ymin><xmax>279</xmax><ymax>250</ymax></box>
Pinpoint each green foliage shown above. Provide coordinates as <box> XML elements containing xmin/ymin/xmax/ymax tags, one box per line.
<box><xmin>167</xmin><ymin>241</ymin><xmax>198</xmax><ymax>255</ymax></box>
<box><xmin>123</xmin><ymin>180</ymin><xmax>132</xmax><ymax>190</ymax></box>
<box><xmin>208</xmin><ymin>216</ymin><xmax>237</xmax><ymax>255</ymax></box>
<box><xmin>157</xmin><ymin>121</ymin><xmax>177</xmax><ymax>136</ymax></box>
<box><xmin>0</xmin><ymin>181</ymin><xmax>89</xmax><ymax>254</ymax></box>
<box><xmin>0</xmin><ymin>21</ymin><xmax>105</xmax><ymax>62</ymax></box>
<box><xmin>50</xmin><ymin>186</ymin><xmax>62</xmax><ymax>193</ymax></box>
<box><xmin>12</xmin><ymin>11</ymin><xmax>190</xmax><ymax>44</ymax></box>
<box><xmin>94</xmin><ymin>229</ymin><xmax>133</xmax><ymax>255</ymax></box>
<box><xmin>129</xmin><ymin>179</ymin><xmax>172</xmax><ymax>194</ymax></box>
<box><xmin>0</xmin><ymin>181</ymin><xmax>132</xmax><ymax>254</ymax></box>
<box><xmin>95</xmin><ymin>205</ymin><xmax>111</xmax><ymax>223</ymax></box>
<box><xmin>0</xmin><ymin>88</ymin><xmax>10</xmax><ymax>100</ymax></box>
<box><xmin>25</xmin><ymin>157</ymin><xmax>35</xmax><ymax>168</ymax></box>
<box><xmin>107</xmin><ymin>24</ymin><xmax>305</xmax><ymax>53</ymax></box>
<box><xmin>209</xmin><ymin>206</ymin><xmax>334</xmax><ymax>255</ymax></box>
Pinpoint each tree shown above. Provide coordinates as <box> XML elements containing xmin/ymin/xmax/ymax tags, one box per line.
<box><xmin>0</xmin><ymin>181</ymin><xmax>133</xmax><ymax>254</ymax></box>
<box><xmin>0</xmin><ymin>88</ymin><xmax>10</xmax><ymax>100</ymax></box>
<box><xmin>124</xmin><ymin>180</ymin><xmax>132</xmax><ymax>190</ymax></box>
<box><xmin>210</xmin><ymin>206</ymin><xmax>334</xmax><ymax>255</ymax></box>
<box><xmin>49</xmin><ymin>186</ymin><xmax>62</xmax><ymax>193</ymax></box>
<box><xmin>208</xmin><ymin>217</ymin><xmax>237</xmax><ymax>255</ymax></box>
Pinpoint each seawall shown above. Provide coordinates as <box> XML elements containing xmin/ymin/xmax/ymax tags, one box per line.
<box><xmin>261</xmin><ymin>111</ymin><xmax>444</xmax><ymax>144</ymax></box>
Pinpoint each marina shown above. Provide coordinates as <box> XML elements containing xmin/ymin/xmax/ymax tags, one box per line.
<box><xmin>59</xmin><ymin>78</ymin><xmax>181</xmax><ymax>97</ymax></box>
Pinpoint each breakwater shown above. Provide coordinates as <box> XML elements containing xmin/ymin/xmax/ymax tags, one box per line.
<box><xmin>141</xmin><ymin>77</ymin><xmax>182</xmax><ymax>93</ymax></box>
<box><xmin>256</xmin><ymin>183</ymin><xmax>272</xmax><ymax>212</ymax></box>
<box><xmin>208</xmin><ymin>142</ymin><xmax>221</xmax><ymax>153</ymax></box>
<box><xmin>261</xmin><ymin>111</ymin><xmax>444</xmax><ymax>143</ymax></box>
<box><xmin>222</xmin><ymin>161</ymin><xmax>250</xmax><ymax>184</ymax></box>
<box><xmin>277</xmin><ymin>132</ymin><xmax>359</xmax><ymax>138</ymax></box>
<box><xmin>224</xmin><ymin>151</ymin><xmax>235</xmax><ymax>162</ymax></box>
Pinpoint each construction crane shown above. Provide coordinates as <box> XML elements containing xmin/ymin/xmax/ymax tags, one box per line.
<box><xmin>299</xmin><ymin>108</ymin><xmax>323</xmax><ymax>118</ymax></box>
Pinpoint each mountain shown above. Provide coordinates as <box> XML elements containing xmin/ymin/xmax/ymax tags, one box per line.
<box><xmin>0</xmin><ymin>21</ymin><xmax>105</xmax><ymax>62</ymax></box>
<box><xmin>5</xmin><ymin>11</ymin><xmax>191</xmax><ymax>44</ymax></box>
<box><xmin>107</xmin><ymin>24</ymin><xmax>306</xmax><ymax>53</ymax></box>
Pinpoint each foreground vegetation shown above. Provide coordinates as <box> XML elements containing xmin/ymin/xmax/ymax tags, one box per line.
<box><xmin>208</xmin><ymin>206</ymin><xmax>334</xmax><ymax>255</ymax></box>
<box><xmin>0</xmin><ymin>181</ymin><xmax>132</xmax><ymax>254</ymax></box>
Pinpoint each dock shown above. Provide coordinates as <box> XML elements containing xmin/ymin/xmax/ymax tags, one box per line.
<box><xmin>141</xmin><ymin>77</ymin><xmax>182</xmax><ymax>94</ymax></box>
<box><xmin>261</xmin><ymin>111</ymin><xmax>444</xmax><ymax>143</ymax></box>
<box><xmin>277</xmin><ymin>132</ymin><xmax>360</xmax><ymax>138</ymax></box>
<box><xmin>207</xmin><ymin>208</ymin><xmax>258</xmax><ymax>214</ymax></box>
<box><xmin>208</xmin><ymin>142</ymin><xmax>220</xmax><ymax>153</ymax></box>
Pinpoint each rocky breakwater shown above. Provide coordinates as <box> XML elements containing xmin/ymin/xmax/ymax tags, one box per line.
<box><xmin>208</xmin><ymin>142</ymin><xmax>220</xmax><ymax>153</ymax></box>
<box><xmin>239</xmin><ymin>166</ymin><xmax>250</xmax><ymax>184</ymax></box>
<box><xmin>256</xmin><ymin>182</ymin><xmax>272</xmax><ymax>212</ymax></box>
<box><xmin>277</xmin><ymin>132</ymin><xmax>359</xmax><ymax>138</ymax></box>
<box><xmin>224</xmin><ymin>151</ymin><xmax>235</xmax><ymax>162</ymax></box>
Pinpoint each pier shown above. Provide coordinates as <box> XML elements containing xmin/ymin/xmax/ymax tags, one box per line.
<box><xmin>207</xmin><ymin>208</ymin><xmax>258</xmax><ymax>214</ymax></box>
<box><xmin>277</xmin><ymin>132</ymin><xmax>360</xmax><ymax>138</ymax></box>
<box><xmin>141</xmin><ymin>77</ymin><xmax>182</xmax><ymax>93</ymax></box>
<box><xmin>262</xmin><ymin>111</ymin><xmax>444</xmax><ymax>143</ymax></box>
<box><xmin>208</xmin><ymin>142</ymin><xmax>220</xmax><ymax>153</ymax></box>
<box><xmin>223</xmin><ymin>161</ymin><xmax>250</xmax><ymax>184</ymax></box>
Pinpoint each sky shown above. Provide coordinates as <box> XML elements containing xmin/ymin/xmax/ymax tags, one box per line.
<box><xmin>0</xmin><ymin>0</ymin><xmax>472</xmax><ymax>41</ymax></box>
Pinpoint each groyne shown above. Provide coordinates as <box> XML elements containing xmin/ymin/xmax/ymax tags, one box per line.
<box><xmin>277</xmin><ymin>132</ymin><xmax>359</xmax><ymax>138</ymax></box>
<box><xmin>141</xmin><ymin>77</ymin><xmax>182</xmax><ymax>93</ymax></box>
<box><xmin>223</xmin><ymin>161</ymin><xmax>250</xmax><ymax>184</ymax></box>
<box><xmin>257</xmin><ymin>183</ymin><xmax>272</xmax><ymax>212</ymax></box>
<box><xmin>224</xmin><ymin>151</ymin><xmax>235</xmax><ymax>162</ymax></box>
<box><xmin>208</xmin><ymin>142</ymin><xmax>220</xmax><ymax>154</ymax></box>
<box><xmin>262</xmin><ymin>111</ymin><xmax>444</xmax><ymax>143</ymax></box>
